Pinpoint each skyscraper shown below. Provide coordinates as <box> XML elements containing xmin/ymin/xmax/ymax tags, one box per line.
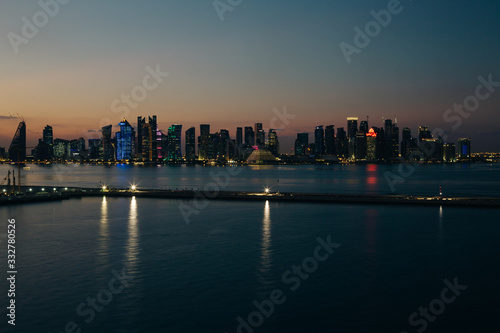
<box><xmin>359</xmin><ymin>121</ymin><xmax>368</xmax><ymax>134</ymax></box>
<box><xmin>418</xmin><ymin>126</ymin><xmax>432</xmax><ymax>143</ymax></box>
<box><xmin>236</xmin><ymin>127</ymin><xmax>243</xmax><ymax>147</ymax></box>
<box><xmin>185</xmin><ymin>127</ymin><xmax>196</xmax><ymax>160</ymax></box>
<box><xmin>198</xmin><ymin>124</ymin><xmax>210</xmax><ymax>160</ymax></box>
<box><xmin>347</xmin><ymin>117</ymin><xmax>358</xmax><ymax>139</ymax></box>
<box><xmin>101</xmin><ymin>124</ymin><xmax>113</xmax><ymax>161</ymax></box>
<box><xmin>244</xmin><ymin>126</ymin><xmax>255</xmax><ymax>146</ymax></box>
<box><xmin>266</xmin><ymin>129</ymin><xmax>279</xmax><ymax>156</ymax></box>
<box><xmin>401</xmin><ymin>127</ymin><xmax>412</xmax><ymax>159</ymax></box>
<box><xmin>355</xmin><ymin>131</ymin><xmax>367</xmax><ymax>160</ymax></box>
<box><xmin>294</xmin><ymin>133</ymin><xmax>309</xmax><ymax>156</ymax></box>
<box><xmin>166</xmin><ymin>124</ymin><xmax>182</xmax><ymax>161</ymax></box>
<box><xmin>324</xmin><ymin>125</ymin><xmax>335</xmax><ymax>156</ymax></box>
<box><xmin>137</xmin><ymin>117</ymin><xmax>146</xmax><ymax>157</ymax></box>
<box><xmin>314</xmin><ymin>126</ymin><xmax>325</xmax><ymax>157</ymax></box>
<box><xmin>149</xmin><ymin>115</ymin><xmax>158</xmax><ymax>160</ymax></box>
<box><xmin>336</xmin><ymin>127</ymin><xmax>348</xmax><ymax>159</ymax></box>
<box><xmin>43</xmin><ymin>125</ymin><xmax>53</xmax><ymax>145</ymax></box>
<box><xmin>366</xmin><ymin>128</ymin><xmax>378</xmax><ymax>161</ymax></box>
<box><xmin>116</xmin><ymin>119</ymin><xmax>135</xmax><ymax>160</ymax></box>
<box><xmin>457</xmin><ymin>138</ymin><xmax>471</xmax><ymax>159</ymax></box>
<box><xmin>443</xmin><ymin>143</ymin><xmax>456</xmax><ymax>162</ymax></box>
<box><xmin>88</xmin><ymin>139</ymin><xmax>101</xmax><ymax>160</ymax></box>
<box><xmin>8</xmin><ymin>121</ymin><xmax>26</xmax><ymax>162</ymax></box>
<box><xmin>142</xmin><ymin>123</ymin><xmax>153</xmax><ymax>161</ymax></box>
<box><xmin>347</xmin><ymin>117</ymin><xmax>358</xmax><ymax>160</ymax></box>
<box><xmin>218</xmin><ymin>129</ymin><xmax>231</xmax><ymax>161</ymax></box>
<box><xmin>254</xmin><ymin>123</ymin><xmax>265</xmax><ymax>147</ymax></box>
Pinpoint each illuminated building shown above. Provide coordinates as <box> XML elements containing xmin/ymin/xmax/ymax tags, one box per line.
<box><xmin>116</xmin><ymin>119</ymin><xmax>135</xmax><ymax>160</ymax></box>
<box><xmin>443</xmin><ymin>143</ymin><xmax>456</xmax><ymax>162</ymax></box>
<box><xmin>142</xmin><ymin>123</ymin><xmax>153</xmax><ymax>161</ymax></box>
<box><xmin>418</xmin><ymin>126</ymin><xmax>432</xmax><ymax>143</ymax></box>
<box><xmin>457</xmin><ymin>138</ymin><xmax>471</xmax><ymax>159</ymax></box>
<box><xmin>266</xmin><ymin>129</ymin><xmax>279</xmax><ymax>156</ymax></box>
<box><xmin>165</xmin><ymin>124</ymin><xmax>182</xmax><ymax>161</ymax></box>
<box><xmin>366</xmin><ymin>128</ymin><xmax>378</xmax><ymax>161</ymax></box>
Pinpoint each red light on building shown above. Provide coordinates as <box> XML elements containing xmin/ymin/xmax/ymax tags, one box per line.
<box><xmin>367</xmin><ymin>128</ymin><xmax>377</xmax><ymax>137</ymax></box>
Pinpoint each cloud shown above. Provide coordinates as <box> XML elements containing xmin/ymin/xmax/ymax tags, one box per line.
<box><xmin>0</xmin><ymin>115</ymin><xmax>17</xmax><ymax>120</ymax></box>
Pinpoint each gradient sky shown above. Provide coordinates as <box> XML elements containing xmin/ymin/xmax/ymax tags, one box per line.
<box><xmin>1</xmin><ymin>0</ymin><xmax>499</xmax><ymax>152</ymax></box>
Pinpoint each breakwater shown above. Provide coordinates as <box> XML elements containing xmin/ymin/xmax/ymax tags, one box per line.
<box><xmin>1</xmin><ymin>186</ymin><xmax>500</xmax><ymax>208</ymax></box>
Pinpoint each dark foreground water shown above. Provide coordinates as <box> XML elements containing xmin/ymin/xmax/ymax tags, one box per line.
<box><xmin>1</xmin><ymin>196</ymin><xmax>499</xmax><ymax>332</ymax></box>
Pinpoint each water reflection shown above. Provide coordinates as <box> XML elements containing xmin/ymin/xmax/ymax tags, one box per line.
<box><xmin>126</xmin><ymin>197</ymin><xmax>139</xmax><ymax>272</ymax></box>
<box><xmin>439</xmin><ymin>206</ymin><xmax>443</xmax><ymax>237</ymax></box>
<box><xmin>258</xmin><ymin>201</ymin><xmax>272</xmax><ymax>290</ymax></box>
<box><xmin>97</xmin><ymin>196</ymin><xmax>110</xmax><ymax>268</ymax></box>
<box><xmin>366</xmin><ymin>164</ymin><xmax>378</xmax><ymax>190</ymax></box>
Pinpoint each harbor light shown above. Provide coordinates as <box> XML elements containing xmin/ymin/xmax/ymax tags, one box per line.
<box><xmin>102</xmin><ymin>185</ymin><xmax>107</xmax><ymax>191</ymax></box>
<box><xmin>264</xmin><ymin>188</ymin><xmax>270</xmax><ymax>194</ymax></box>
<box><xmin>53</xmin><ymin>188</ymin><xmax>57</xmax><ymax>191</ymax></box>
<box><xmin>131</xmin><ymin>185</ymin><xmax>137</xmax><ymax>191</ymax></box>
<box><xmin>29</xmin><ymin>188</ymin><xmax>33</xmax><ymax>192</ymax></box>
<box><xmin>41</xmin><ymin>188</ymin><xmax>45</xmax><ymax>191</ymax></box>
<box><xmin>64</xmin><ymin>187</ymin><xmax>68</xmax><ymax>191</ymax></box>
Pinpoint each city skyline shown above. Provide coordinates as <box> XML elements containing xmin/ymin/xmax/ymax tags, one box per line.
<box><xmin>0</xmin><ymin>115</ymin><xmax>479</xmax><ymax>164</ymax></box>
<box><xmin>1</xmin><ymin>1</ymin><xmax>499</xmax><ymax>151</ymax></box>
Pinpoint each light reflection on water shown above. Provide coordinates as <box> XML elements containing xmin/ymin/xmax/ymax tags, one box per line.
<box><xmin>126</xmin><ymin>196</ymin><xmax>139</xmax><ymax>273</ymax></box>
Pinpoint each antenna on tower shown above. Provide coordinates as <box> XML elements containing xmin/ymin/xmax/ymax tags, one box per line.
<box><xmin>395</xmin><ymin>117</ymin><xmax>398</xmax><ymax>125</ymax></box>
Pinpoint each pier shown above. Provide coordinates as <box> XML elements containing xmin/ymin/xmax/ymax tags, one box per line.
<box><xmin>1</xmin><ymin>186</ymin><xmax>500</xmax><ymax>208</ymax></box>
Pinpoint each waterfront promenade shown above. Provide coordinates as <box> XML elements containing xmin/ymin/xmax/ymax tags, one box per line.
<box><xmin>1</xmin><ymin>186</ymin><xmax>500</xmax><ymax>208</ymax></box>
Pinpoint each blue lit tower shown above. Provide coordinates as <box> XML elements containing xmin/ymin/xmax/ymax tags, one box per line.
<box><xmin>116</xmin><ymin>119</ymin><xmax>135</xmax><ymax>160</ymax></box>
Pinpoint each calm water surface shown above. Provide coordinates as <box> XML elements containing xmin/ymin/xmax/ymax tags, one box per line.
<box><xmin>0</xmin><ymin>165</ymin><xmax>499</xmax><ymax>332</ymax></box>
<box><xmin>1</xmin><ymin>163</ymin><xmax>499</xmax><ymax>196</ymax></box>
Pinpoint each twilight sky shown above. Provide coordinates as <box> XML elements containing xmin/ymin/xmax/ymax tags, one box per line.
<box><xmin>1</xmin><ymin>0</ymin><xmax>499</xmax><ymax>152</ymax></box>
